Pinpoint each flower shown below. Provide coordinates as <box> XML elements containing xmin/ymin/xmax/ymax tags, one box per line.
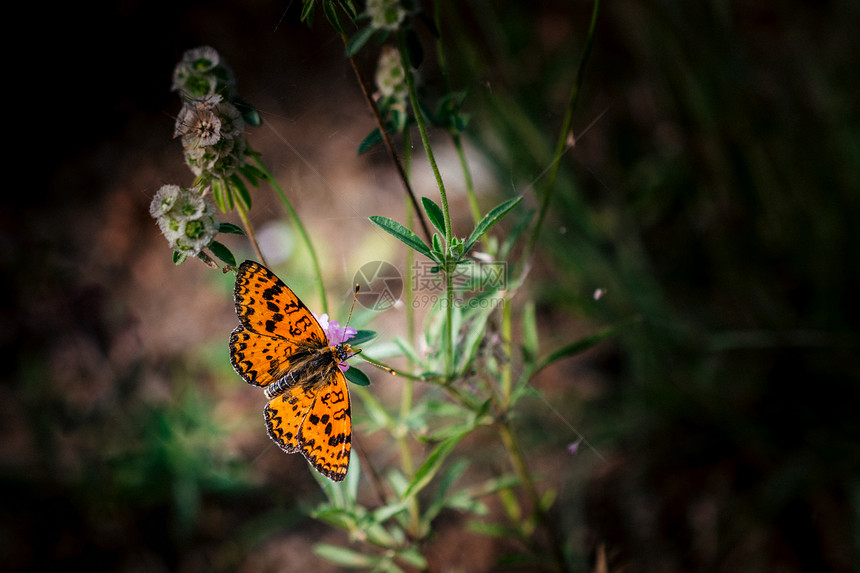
<box><xmin>150</xmin><ymin>184</ymin><xmax>219</xmax><ymax>257</ymax></box>
<box><xmin>375</xmin><ymin>46</ymin><xmax>408</xmax><ymax>103</ymax></box>
<box><xmin>316</xmin><ymin>313</ymin><xmax>357</xmax><ymax>372</ymax></box>
<box><xmin>174</xmin><ymin>95</ymin><xmax>247</xmax><ymax>178</ymax></box>
<box><xmin>366</xmin><ymin>0</ymin><xmax>407</xmax><ymax>31</ymax></box>
<box><xmin>172</xmin><ymin>46</ymin><xmax>236</xmax><ymax>99</ymax></box>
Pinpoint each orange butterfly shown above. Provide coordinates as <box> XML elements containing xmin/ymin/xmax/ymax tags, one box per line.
<box><xmin>229</xmin><ymin>260</ymin><xmax>357</xmax><ymax>481</ymax></box>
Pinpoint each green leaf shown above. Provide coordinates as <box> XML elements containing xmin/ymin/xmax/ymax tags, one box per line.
<box><xmin>234</xmin><ymin>98</ymin><xmax>262</xmax><ymax>127</ymax></box>
<box><xmin>218</xmin><ymin>222</ymin><xmax>245</xmax><ymax>235</ymax></box>
<box><xmin>208</xmin><ymin>240</ymin><xmax>236</xmax><ymax>267</ymax></box>
<box><xmin>369</xmin><ymin>215</ymin><xmax>432</xmax><ymax>258</ymax></box>
<box><xmin>348</xmin><ymin>329</ymin><xmax>377</xmax><ymax>345</ymax></box>
<box><xmin>313</xmin><ymin>544</ymin><xmax>378</xmax><ymax>567</ymax></box>
<box><xmin>521</xmin><ymin>300</ymin><xmax>538</xmax><ymax>364</ymax></box>
<box><xmin>357</xmin><ymin>127</ymin><xmax>382</xmax><ymax>155</ymax></box>
<box><xmin>346</xmin><ymin>25</ymin><xmax>375</xmax><ymax>56</ymax></box>
<box><xmin>422</xmin><ymin>458</ymin><xmax>469</xmax><ymax>525</ymax></box>
<box><xmin>228</xmin><ymin>174</ymin><xmax>251</xmax><ymax>210</ymax></box>
<box><xmin>402</xmin><ymin>430</ymin><xmax>468</xmax><ymax>501</ymax></box>
<box><xmin>300</xmin><ymin>0</ymin><xmax>316</xmax><ymax>25</ymax></box>
<box><xmin>212</xmin><ymin>177</ymin><xmax>232</xmax><ymax>212</ymax></box>
<box><xmin>240</xmin><ymin>163</ymin><xmax>268</xmax><ymax>186</ymax></box>
<box><xmin>421</xmin><ymin>197</ymin><xmax>446</xmax><ymax>235</ymax></box>
<box><xmin>397</xmin><ymin>548</ymin><xmax>428</xmax><ymax>569</ymax></box>
<box><xmin>466</xmin><ymin>520</ymin><xmax>523</xmax><ymax>539</ymax></box>
<box><xmin>172</xmin><ymin>251</ymin><xmax>187</xmax><ymax>265</ymax></box>
<box><xmin>431</xmin><ymin>233</ymin><xmax>445</xmax><ymax>263</ymax></box>
<box><xmin>322</xmin><ymin>0</ymin><xmax>345</xmax><ymax>33</ymax></box>
<box><xmin>345</xmin><ymin>367</ymin><xmax>371</xmax><ymax>386</ymax></box>
<box><xmin>534</xmin><ymin>316</ymin><xmax>641</xmax><ymax>374</ymax></box>
<box><xmin>464</xmin><ymin>196</ymin><xmax>522</xmax><ymax>253</ymax></box>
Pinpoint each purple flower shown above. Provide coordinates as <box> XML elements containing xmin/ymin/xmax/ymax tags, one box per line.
<box><xmin>316</xmin><ymin>314</ymin><xmax>357</xmax><ymax>372</ymax></box>
<box><xmin>567</xmin><ymin>439</ymin><xmax>582</xmax><ymax>455</ymax></box>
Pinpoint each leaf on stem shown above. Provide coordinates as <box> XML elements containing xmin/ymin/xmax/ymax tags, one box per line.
<box><xmin>369</xmin><ymin>215</ymin><xmax>433</xmax><ymax>258</ymax></box>
<box><xmin>464</xmin><ymin>196</ymin><xmax>523</xmax><ymax>254</ymax></box>
<box><xmin>402</xmin><ymin>430</ymin><xmax>468</xmax><ymax>502</ymax></box>
<box><xmin>218</xmin><ymin>222</ymin><xmax>245</xmax><ymax>235</ymax></box>
<box><xmin>208</xmin><ymin>240</ymin><xmax>236</xmax><ymax>267</ymax></box>
<box><xmin>357</xmin><ymin>127</ymin><xmax>382</xmax><ymax>154</ymax></box>
<box><xmin>313</xmin><ymin>544</ymin><xmax>378</xmax><ymax>568</ymax></box>
<box><xmin>345</xmin><ymin>367</ymin><xmax>371</xmax><ymax>387</ymax></box>
<box><xmin>421</xmin><ymin>197</ymin><xmax>446</xmax><ymax>235</ymax></box>
<box><xmin>346</xmin><ymin>26</ymin><xmax>376</xmax><ymax>56</ymax></box>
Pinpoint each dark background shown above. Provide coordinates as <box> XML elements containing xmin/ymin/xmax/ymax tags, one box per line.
<box><xmin>3</xmin><ymin>0</ymin><xmax>859</xmax><ymax>571</ymax></box>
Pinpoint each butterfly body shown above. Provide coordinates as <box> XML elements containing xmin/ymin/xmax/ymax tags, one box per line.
<box><xmin>229</xmin><ymin>261</ymin><xmax>353</xmax><ymax>481</ymax></box>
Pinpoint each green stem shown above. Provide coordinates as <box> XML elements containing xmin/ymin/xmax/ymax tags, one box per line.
<box><xmin>400</xmin><ymin>34</ymin><xmax>455</xmax><ymax>375</ymax></box>
<box><xmin>342</xmin><ymin>37</ymin><xmax>432</xmax><ymax>243</ymax></box>
<box><xmin>498</xmin><ymin>422</ymin><xmax>568</xmax><ymax>572</ymax></box>
<box><xmin>452</xmin><ymin>134</ymin><xmax>481</xmax><ymax>226</ymax></box>
<box><xmin>401</xmin><ymin>40</ymin><xmax>452</xmax><ymax>242</ymax></box>
<box><xmin>253</xmin><ymin>157</ymin><xmax>328</xmax><ymax>314</ymax></box>
<box><xmin>399</xmin><ymin>129</ymin><xmax>421</xmax><ymax>536</ymax></box>
<box><xmin>522</xmin><ymin>0</ymin><xmax>600</xmax><ymax>265</ymax></box>
<box><xmin>499</xmin><ymin>297</ymin><xmax>513</xmax><ymax>408</ymax></box>
<box><xmin>434</xmin><ymin>0</ymin><xmax>481</xmax><ymax>226</ymax></box>
<box><xmin>234</xmin><ymin>198</ymin><xmax>268</xmax><ymax>267</ymax></box>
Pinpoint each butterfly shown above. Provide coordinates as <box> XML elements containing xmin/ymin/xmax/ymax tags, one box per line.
<box><xmin>229</xmin><ymin>260</ymin><xmax>356</xmax><ymax>481</ymax></box>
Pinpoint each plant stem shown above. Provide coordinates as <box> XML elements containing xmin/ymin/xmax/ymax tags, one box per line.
<box><xmin>499</xmin><ymin>297</ymin><xmax>513</xmax><ymax>407</ymax></box>
<box><xmin>452</xmin><ymin>134</ymin><xmax>482</xmax><ymax>225</ymax></box>
<box><xmin>253</xmin><ymin>157</ymin><xmax>328</xmax><ymax>314</ymax></box>
<box><xmin>434</xmin><ymin>0</ymin><xmax>481</xmax><ymax>226</ymax></box>
<box><xmin>342</xmin><ymin>38</ymin><xmax>432</xmax><ymax>244</ymax></box>
<box><xmin>400</xmin><ymin>34</ymin><xmax>455</xmax><ymax>374</ymax></box>
<box><xmin>522</xmin><ymin>0</ymin><xmax>600</xmax><ymax>265</ymax></box>
<box><xmin>400</xmin><ymin>38</ymin><xmax>452</xmax><ymax>242</ymax></box>
<box><xmin>498</xmin><ymin>422</ymin><xmax>569</xmax><ymax>572</ymax></box>
<box><xmin>234</xmin><ymin>198</ymin><xmax>268</xmax><ymax>267</ymax></box>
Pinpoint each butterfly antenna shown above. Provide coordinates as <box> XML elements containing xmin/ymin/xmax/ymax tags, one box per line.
<box><xmin>341</xmin><ymin>283</ymin><xmax>360</xmax><ymax>345</ymax></box>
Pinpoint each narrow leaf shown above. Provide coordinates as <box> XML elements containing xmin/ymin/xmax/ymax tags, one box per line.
<box><xmin>534</xmin><ymin>316</ymin><xmax>641</xmax><ymax>374</ymax></box>
<box><xmin>357</xmin><ymin>127</ymin><xmax>382</xmax><ymax>155</ymax></box>
<box><xmin>464</xmin><ymin>196</ymin><xmax>523</xmax><ymax>253</ymax></box>
<box><xmin>228</xmin><ymin>174</ymin><xmax>252</xmax><ymax>210</ymax></box>
<box><xmin>218</xmin><ymin>222</ymin><xmax>245</xmax><ymax>235</ymax></box>
<box><xmin>322</xmin><ymin>0</ymin><xmax>345</xmax><ymax>33</ymax></box>
<box><xmin>402</xmin><ymin>430</ymin><xmax>468</xmax><ymax>501</ymax></box>
<box><xmin>300</xmin><ymin>0</ymin><xmax>316</xmax><ymax>24</ymax></box>
<box><xmin>313</xmin><ymin>544</ymin><xmax>378</xmax><ymax>567</ymax></box>
<box><xmin>521</xmin><ymin>300</ymin><xmax>538</xmax><ymax>364</ymax></box>
<box><xmin>369</xmin><ymin>215</ymin><xmax>432</xmax><ymax>258</ymax></box>
<box><xmin>421</xmin><ymin>197</ymin><xmax>446</xmax><ymax>234</ymax></box>
<box><xmin>346</xmin><ymin>26</ymin><xmax>376</xmax><ymax>56</ymax></box>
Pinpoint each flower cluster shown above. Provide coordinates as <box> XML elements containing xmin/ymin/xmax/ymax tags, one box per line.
<box><xmin>375</xmin><ymin>46</ymin><xmax>408</xmax><ymax>106</ymax></box>
<box><xmin>174</xmin><ymin>94</ymin><xmax>247</xmax><ymax>179</ymax></box>
<box><xmin>171</xmin><ymin>45</ymin><xmax>236</xmax><ymax>100</ymax></box>
<box><xmin>150</xmin><ymin>184</ymin><xmax>219</xmax><ymax>256</ymax></box>
<box><xmin>366</xmin><ymin>0</ymin><xmax>407</xmax><ymax>31</ymax></box>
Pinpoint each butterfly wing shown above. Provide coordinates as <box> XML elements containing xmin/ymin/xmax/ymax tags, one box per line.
<box><xmin>264</xmin><ymin>379</ymin><xmax>315</xmax><ymax>455</ymax></box>
<box><xmin>264</xmin><ymin>369</ymin><xmax>352</xmax><ymax>481</ymax></box>
<box><xmin>297</xmin><ymin>369</ymin><xmax>351</xmax><ymax>481</ymax></box>
<box><xmin>230</xmin><ymin>260</ymin><xmax>328</xmax><ymax>387</ymax></box>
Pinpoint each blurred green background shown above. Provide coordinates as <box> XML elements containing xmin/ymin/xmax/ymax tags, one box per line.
<box><xmin>3</xmin><ymin>0</ymin><xmax>859</xmax><ymax>571</ymax></box>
